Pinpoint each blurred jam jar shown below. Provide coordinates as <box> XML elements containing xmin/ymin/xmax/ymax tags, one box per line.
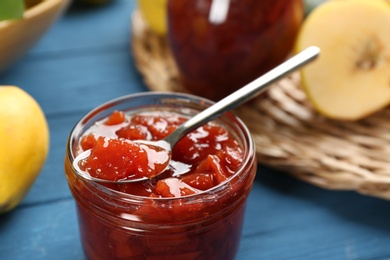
<box><xmin>64</xmin><ymin>92</ymin><xmax>256</xmax><ymax>260</ymax></box>
<box><xmin>167</xmin><ymin>0</ymin><xmax>304</xmax><ymax>100</ymax></box>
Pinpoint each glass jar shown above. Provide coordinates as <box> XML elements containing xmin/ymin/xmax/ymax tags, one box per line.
<box><xmin>64</xmin><ymin>92</ymin><xmax>256</xmax><ymax>260</ymax></box>
<box><xmin>167</xmin><ymin>0</ymin><xmax>304</xmax><ymax>101</ymax></box>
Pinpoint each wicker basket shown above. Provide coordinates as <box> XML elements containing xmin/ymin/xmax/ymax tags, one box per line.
<box><xmin>130</xmin><ymin>11</ymin><xmax>390</xmax><ymax>200</ymax></box>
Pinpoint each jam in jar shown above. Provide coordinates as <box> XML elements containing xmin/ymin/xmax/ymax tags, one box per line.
<box><xmin>65</xmin><ymin>92</ymin><xmax>256</xmax><ymax>259</ymax></box>
<box><xmin>167</xmin><ymin>0</ymin><xmax>304</xmax><ymax>100</ymax></box>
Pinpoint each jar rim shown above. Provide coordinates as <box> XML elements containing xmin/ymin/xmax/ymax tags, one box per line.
<box><xmin>66</xmin><ymin>92</ymin><xmax>256</xmax><ymax>202</ymax></box>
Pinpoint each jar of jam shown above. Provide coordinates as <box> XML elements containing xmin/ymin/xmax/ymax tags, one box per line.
<box><xmin>167</xmin><ymin>0</ymin><xmax>304</xmax><ymax>101</ymax></box>
<box><xmin>64</xmin><ymin>92</ymin><xmax>256</xmax><ymax>259</ymax></box>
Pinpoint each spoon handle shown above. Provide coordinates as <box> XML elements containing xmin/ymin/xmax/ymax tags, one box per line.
<box><xmin>165</xmin><ymin>46</ymin><xmax>320</xmax><ymax>145</ymax></box>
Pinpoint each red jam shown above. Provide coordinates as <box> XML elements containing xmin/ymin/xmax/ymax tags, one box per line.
<box><xmin>77</xmin><ymin>110</ymin><xmax>244</xmax><ymax>197</ymax></box>
<box><xmin>79</xmin><ymin>137</ymin><xmax>171</xmax><ymax>181</ymax></box>
<box><xmin>167</xmin><ymin>0</ymin><xmax>304</xmax><ymax>101</ymax></box>
<box><xmin>65</xmin><ymin>104</ymin><xmax>256</xmax><ymax>260</ymax></box>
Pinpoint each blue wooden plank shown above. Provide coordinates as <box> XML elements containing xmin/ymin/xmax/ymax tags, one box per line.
<box><xmin>0</xmin><ymin>47</ymin><xmax>148</xmax><ymax>115</ymax></box>
<box><xmin>238</xmin><ymin>169</ymin><xmax>390</xmax><ymax>259</ymax></box>
<box><xmin>0</xmin><ymin>198</ymin><xmax>83</xmax><ymax>260</ymax></box>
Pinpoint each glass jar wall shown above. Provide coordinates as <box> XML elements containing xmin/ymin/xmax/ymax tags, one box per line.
<box><xmin>64</xmin><ymin>92</ymin><xmax>257</xmax><ymax>259</ymax></box>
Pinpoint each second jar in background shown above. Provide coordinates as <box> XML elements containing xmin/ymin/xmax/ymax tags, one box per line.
<box><xmin>167</xmin><ymin>0</ymin><xmax>304</xmax><ymax>101</ymax></box>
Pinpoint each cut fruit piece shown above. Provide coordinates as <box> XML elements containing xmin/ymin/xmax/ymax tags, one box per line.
<box><xmin>295</xmin><ymin>0</ymin><xmax>390</xmax><ymax>120</ymax></box>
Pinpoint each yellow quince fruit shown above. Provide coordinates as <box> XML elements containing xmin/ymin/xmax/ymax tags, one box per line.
<box><xmin>0</xmin><ymin>86</ymin><xmax>49</xmax><ymax>213</ymax></box>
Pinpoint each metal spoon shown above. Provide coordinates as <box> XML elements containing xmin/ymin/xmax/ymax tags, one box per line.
<box><xmin>73</xmin><ymin>46</ymin><xmax>320</xmax><ymax>183</ymax></box>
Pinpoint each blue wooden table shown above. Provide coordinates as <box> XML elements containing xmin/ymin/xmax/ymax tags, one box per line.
<box><xmin>1</xmin><ymin>1</ymin><xmax>390</xmax><ymax>259</ymax></box>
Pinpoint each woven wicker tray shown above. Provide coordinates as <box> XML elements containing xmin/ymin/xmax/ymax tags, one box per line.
<box><xmin>130</xmin><ymin>11</ymin><xmax>390</xmax><ymax>200</ymax></box>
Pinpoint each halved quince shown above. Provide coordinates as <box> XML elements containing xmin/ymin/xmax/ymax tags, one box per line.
<box><xmin>295</xmin><ymin>0</ymin><xmax>390</xmax><ymax>120</ymax></box>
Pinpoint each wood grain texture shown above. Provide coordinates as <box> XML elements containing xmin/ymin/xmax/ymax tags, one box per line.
<box><xmin>0</xmin><ymin>1</ymin><xmax>390</xmax><ymax>260</ymax></box>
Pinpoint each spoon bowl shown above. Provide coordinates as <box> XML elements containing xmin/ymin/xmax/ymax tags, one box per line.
<box><xmin>73</xmin><ymin>46</ymin><xmax>320</xmax><ymax>183</ymax></box>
